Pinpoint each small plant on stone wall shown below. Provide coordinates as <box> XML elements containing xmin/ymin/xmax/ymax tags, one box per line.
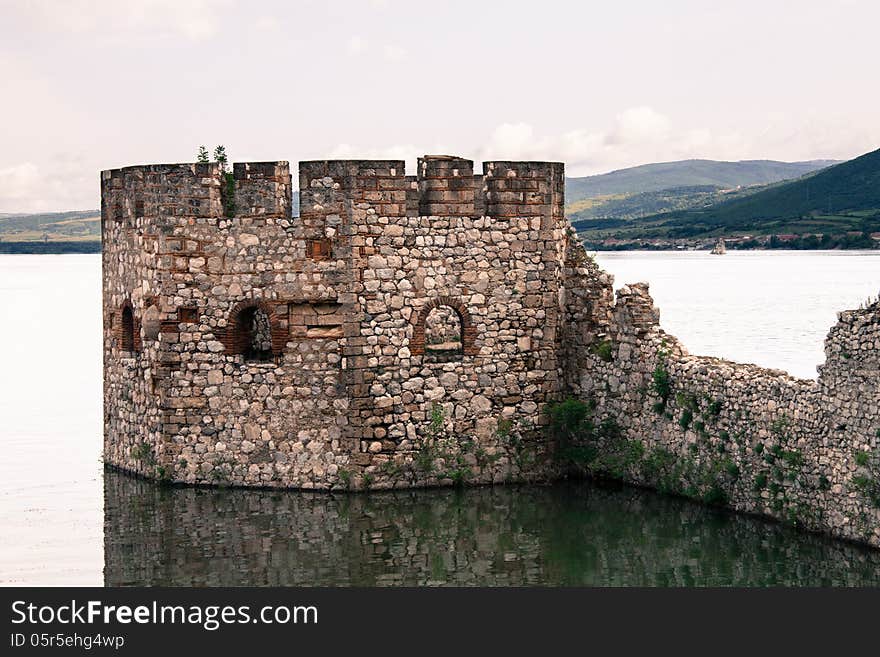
<box><xmin>379</xmin><ymin>458</ymin><xmax>401</xmax><ymax>477</ymax></box>
<box><xmin>198</xmin><ymin>144</ymin><xmax>235</xmax><ymax>218</ymax></box>
<box><xmin>651</xmin><ymin>356</ymin><xmax>672</xmax><ymax>414</ymax></box>
<box><xmin>210</xmin><ymin>454</ymin><xmax>235</xmax><ymax>486</ymax></box>
<box><xmin>852</xmin><ymin>475</ymin><xmax>880</xmax><ymax>507</ymax></box>
<box><xmin>770</xmin><ymin>416</ymin><xmax>789</xmax><ymax>436</ymax></box>
<box><xmin>131</xmin><ymin>441</ymin><xmax>156</xmax><ymax>468</ymax></box>
<box><xmin>546</xmin><ymin>399</ymin><xmax>641</xmax><ymax>479</ymax></box>
<box><xmin>414</xmin><ymin>403</ymin><xmax>446</xmax><ymax>475</ymax></box>
<box><xmin>851</xmin><ymin>448</ymin><xmax>880</xmax><ymax>508</ymax></box>
<box><xmin>496</xmin><ymin>417</ymin><xmax>514</xmax><ymax>439</ymax></box>
<box><xmin>154</xmin><ymin>465</ymin><xmax>171</xmax><ymax>484</ymax></box>
<box><xmin>336</xmin><ymin>468</ymin><xmax>352</xmax><ymax>489</ymax></box>
<box><xmin>589</xmin><ymin>339</ymin><xmax>614</xmax><ymax>362</ymax></box>
<box><xmin>637</xmin><ymin>445</ymin><xmax>733</xmax><ymax>507</ymax></box>
<box><xmin>679</xmin><ymin>409</ymin><xmax>693</xmax><ymax>431</ymax></box>
<box><xmin>412</xmin><ymin>403</ymin><xmax>478</xmax><ymax>484</ymax></box>
<box><xmin>497</xmin><ymin>416</ymin><xmax>541</xmax><ymax>473</ymax></box>
<box><xmin>197</xmin><ymin>145</ymin><xmax>210</xmax><ymax>163</ymax></box>
<box><xmin>547</xmin><ymin>398</ymin><xmax>597</xmax><ymax>467</ymax></box>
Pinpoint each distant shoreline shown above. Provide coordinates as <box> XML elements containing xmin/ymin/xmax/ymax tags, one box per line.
<box><xmin>585</xmin><ymin>244</ymin><xmax>880</xmax><ymax>252</ymax></box>
<box><xmin>2</xmin><ymin>240</ymin><xmax>879</xmax><ymax>255</ymax></box>
<box><xmin>0</xmin><ymin>241</ymin><xmax>101</xmax><ymax>254</ymax></box>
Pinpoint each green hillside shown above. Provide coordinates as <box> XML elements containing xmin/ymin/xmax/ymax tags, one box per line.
<box><xmin>568</xmin><ymin>184</ymin><xmax>768</xmax><ymax>229</ymax></box>
<box><xmin>0</xmin><ymin>210</ymin><xmax>101</xmax><ymax>242</ymax></box>
<box><xmin>565</xmin><ymin>159</ymin><xmax>835</xmax><ymax>204</ymax></box>
<box><xmin>630</xmin><ymin>147</ymin><xmax>880</xmax><ymax>238</ymax></box>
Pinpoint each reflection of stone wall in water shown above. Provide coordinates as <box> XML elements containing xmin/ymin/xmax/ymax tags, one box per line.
<box><xmin>103</xmin><ymin>470</ymin><xmax>880</xmax><ymax>586</ymax></box>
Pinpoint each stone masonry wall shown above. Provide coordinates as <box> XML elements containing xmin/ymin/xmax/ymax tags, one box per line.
<box><xmin>103</xmin><ymin>154</ymin><xmax>880</xmax><ymax>548</ymax></box>
<box><xmin>561</xmin><ymin>243</ymin><xmax>880</xmax><ymax>547</ymax></box>
<box><xmin>102</xmin><ymin>156</ymin><xmax>566</xmax><ymax>491</ymax></box>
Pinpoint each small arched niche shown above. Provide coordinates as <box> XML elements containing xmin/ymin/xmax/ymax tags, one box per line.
<box><xmin>225</xmin><ymin>300</ymin><xmax>281</xmax><ymax>363</ymax></box>
<box><xmin>424</xmin><ymin>305</ymin><xmax>463</xmax><ymax>362</ymax></box>
<box><xmin>237</xmin><ymin>306</ymin><xmax>274</xmax><ymax>362</ymax></box>
<box><xmin>411</xmin><ymin>297</ymin><xmax>476</xmax><ymax>361</ymax></box>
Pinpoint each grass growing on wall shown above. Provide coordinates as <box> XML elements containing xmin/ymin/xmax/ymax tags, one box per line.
<box><xmin>546</xmin><ymin>397</ymin><xmax>736</xmax><ymax>507</ymax></box>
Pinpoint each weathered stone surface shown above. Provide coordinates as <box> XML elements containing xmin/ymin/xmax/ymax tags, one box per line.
<box><xmin>102</xmin><ymin>155</ymin><xmax>880</xmax><ymax>548</ymax></box>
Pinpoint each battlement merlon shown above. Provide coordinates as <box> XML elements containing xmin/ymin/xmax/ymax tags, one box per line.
<box><xmin>100</xmin><ymin>156</ymin><xmax>565</xmax><ymax>227</ymax></box>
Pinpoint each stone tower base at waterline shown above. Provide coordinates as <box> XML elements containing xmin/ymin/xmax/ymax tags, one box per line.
<box><xmin>102</xmin><ymin>155</ymin><xmax>880</xmax><ymax>548</ymax></box>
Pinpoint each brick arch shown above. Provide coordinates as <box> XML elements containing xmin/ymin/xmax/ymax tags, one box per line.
<box><xmin>221</xmin><ymin>299</ymin><xmax>286</xmax><ymax>359</ymax></box>
<box><xmin>115</xmin><ymin>299</ymin><xmax>141</xmax><ymax>353</ymax></box>
<box><xmin>410</xmin><ymin>296</ymin><xmax>477</xmax><ymax>356</ymax></box>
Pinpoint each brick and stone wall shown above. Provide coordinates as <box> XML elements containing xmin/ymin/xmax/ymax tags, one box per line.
<box><xmin>102</xmin><ymin>154</ymin><xmax>880</xmax><ymax>548</ymax></box>
<box><xmin>102</xmin><ymin>155</ymin><xmax>566</xmax><ymax>491</ymax></box>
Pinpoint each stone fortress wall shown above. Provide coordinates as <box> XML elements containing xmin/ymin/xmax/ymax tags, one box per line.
<box><xmin>103</xmin><ymin>154</ymin><xmax>880</xmax><ymax>547</ymax></box>
<box><xmin>561</xmin><ymin>253</ymin><xmax>880</xmax><ymax>547</ymax></box>
<box><xmin>102</xmin><ymin>156</ymin><xmax>566</xmax><ymax>491</ymax></box>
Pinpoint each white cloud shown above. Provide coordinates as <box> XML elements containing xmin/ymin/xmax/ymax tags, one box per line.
<box><xmin>606</xmin><ymin>106</ymin><xmax>671</xmax><ymax>145</ymax></box>
<box><xmin>15</xmin><ymin>0</ymin><xmax>231</xmax><ymax>41</ymax></box>
<box><xmin>347</xmin><ymin>36</ymin><xmax>368</xmax><ymax>55</ymax></box>
<box><xmin>478</xmin><ymin>107</ymin><xmax>880</xmax><ymax>176</ymax></box>
<box><xmin>346</xmin><ymin>37</ymin><xmax>407</xmax><ymax>61</ymax></box>
<box><xmin>0</xmin><ymin>159</ymin><xmax>97</xmax><ymax>213</ymax></box>
<box><xmin>324</xmin><ymin>107</ymin><xmax>880</xmax><ymax>184</ymax></box>
<box><xmin>251</xmin><ymin>16</ymin><xmax>280</xmax><ymax>33</ymax></box>
<box><xmin>4</xmin><ymin>106</ymin><xmax>878</xmax><ymax>212</ymax></box>
<box><xmin>381</xmin><ymin>44</ymin><xmax>406</xmax><ymax>62</ymax></box>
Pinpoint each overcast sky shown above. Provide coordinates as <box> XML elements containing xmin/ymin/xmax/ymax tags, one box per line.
<box><xmin>2</xmin><ymin>0</ymin><xmax>879</xmax><ymax>212</ymax></box>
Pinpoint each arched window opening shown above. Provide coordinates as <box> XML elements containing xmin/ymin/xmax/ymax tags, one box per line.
<box><xmin>235</xmin><ymin>305</ymin><xmax>275</xmax><ymax>362</ymax></box>
<box><xmin>121</xmin><ymin>305</ymin><xmax>135</xmax><ymax>353</ymax></box>
<box><xmin>424</xmin><ymin>305</ymin><xmax>463</xmax><ymax>362</ymax></box>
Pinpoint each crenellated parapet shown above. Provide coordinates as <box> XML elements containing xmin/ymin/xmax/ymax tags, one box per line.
<box><xmin>101</xmin><ymin>156</ymin><xmax>565</xmax><ymax>233</ymax></box>
<box><xmin>232</xmin><ymin>161</ymin><xmax>292</xmax><ymax>218</ymax></box>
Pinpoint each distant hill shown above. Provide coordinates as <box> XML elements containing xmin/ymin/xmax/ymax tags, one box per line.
<box><xmin>0</xmin><ymin>210</ymin><xmax>100</xmax><ymax>242</ymax></box>
<box><xmin>568</xmin><ymin>184</ymin><xmax>772</xmax><ymax>231</ymax></box>
<box><xmin>565</xmin><ymin>158</ymin><xmax>837</xmax><ymax>204</ymax></box>
<box><xmin>625</xmin><ymin>147</ymin><xmax>880</xmax><ymax>239</ymax></box>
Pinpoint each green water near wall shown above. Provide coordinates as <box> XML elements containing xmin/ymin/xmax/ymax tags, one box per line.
<box><xmin>103</xmin><ymin>470</ymin><xmax>880</xmax><ymax>586</ymax></box>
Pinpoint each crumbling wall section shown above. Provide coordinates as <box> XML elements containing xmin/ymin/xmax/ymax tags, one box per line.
<box><xmin>562</xmin><ymin>242</ymin><xmax>880</xmax><ymax>547</ymax></box>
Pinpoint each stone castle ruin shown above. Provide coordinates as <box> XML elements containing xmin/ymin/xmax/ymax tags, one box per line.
<box><xmin>102</xmin><ymin>155</ymin><xmax>880</xmax><ymax>548</ymax></box>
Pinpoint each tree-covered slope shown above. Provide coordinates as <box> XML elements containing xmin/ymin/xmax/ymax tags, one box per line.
<box><xmin>637</xmin><ymin>147</ymin><xmax>880</xmax><ymax>235</ymax></box>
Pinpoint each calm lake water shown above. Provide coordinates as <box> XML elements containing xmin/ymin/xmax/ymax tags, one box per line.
<box><xmin>595</xmin><ymin>250</ymin><xmax>880</xmax><ymax>379</ymax></box>
<box><xmin>2</xmin><ymin>251</ymin><xmax>880</xmax><ymax>586</ymax></box>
